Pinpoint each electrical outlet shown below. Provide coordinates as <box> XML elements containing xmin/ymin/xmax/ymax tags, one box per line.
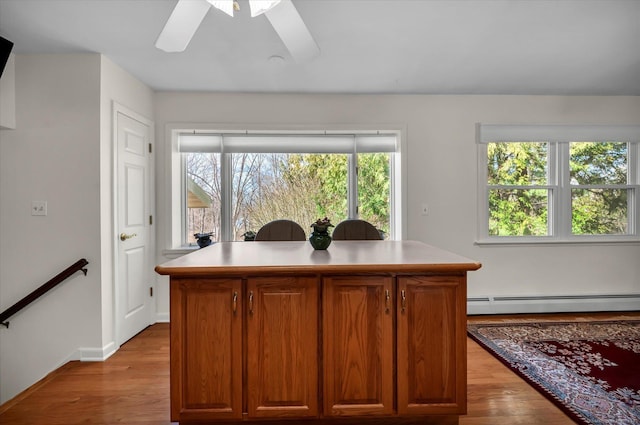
<box><xmin>32</xmin><ymin>201</ymin><xmax>47</xmax><ymax>216</ymax></box>
<box><xmin>421</xmin><ymin>203</ymin><xmax>429</xmax><ymax>216</ymax></box>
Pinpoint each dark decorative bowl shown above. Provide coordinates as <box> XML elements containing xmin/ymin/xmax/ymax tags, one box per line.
<box><xmin>194</xmin><ymin>232</ymin><xmax>213</xmax><ymax>248</ymax></box>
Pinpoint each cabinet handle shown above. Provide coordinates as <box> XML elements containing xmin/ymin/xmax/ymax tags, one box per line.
<box><xmin>401</xmin><ymin>289</ymin><xmax>406</xmax><ymax>313</ymax></box>
<box><xmin>232</xmin><ymin>291</ymin><xmax>238</xmax><ymax>314</ymax></box>
<box><xmin>385</xmin><ymin>289</ymin><xmax>390</xmax><ymax>313</ymax></box>
<box><xmin>249</xmin><ymin>291</ymin><xmax>254</xmax><ymax>315</ymax></box>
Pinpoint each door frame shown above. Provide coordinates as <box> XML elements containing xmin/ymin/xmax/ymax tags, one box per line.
<box><xmin>112</xmin><ymin>101</ymin><xmax>155</xmax><ymax>347</ymax></box>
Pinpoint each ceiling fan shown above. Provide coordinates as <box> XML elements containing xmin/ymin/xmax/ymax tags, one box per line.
<box><xmin>155</xmin><ymin>0</ymin><xmax>320</xmax><ymax>62</ymax></box>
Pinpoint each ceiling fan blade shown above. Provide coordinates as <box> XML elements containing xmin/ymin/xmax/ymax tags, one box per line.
<box><xmin>155</xmin><ymin>0</ymin><xmax>211</xmax><ymax>52</ymax></box>
<box><xmin>265</xmin><ymin>0</ymin><xmax>320</xmax><ymax>63</ymax></box>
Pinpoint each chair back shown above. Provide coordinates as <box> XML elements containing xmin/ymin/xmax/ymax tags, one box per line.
<box><xmin>332</xmin><ymin>219</ymin><xmax>382</xmax><ymax>240</ymax></box>
<box><xmin>254</xmin><ymin>219</ymin><xmax>307</xmax><ymax>241</ymax></box>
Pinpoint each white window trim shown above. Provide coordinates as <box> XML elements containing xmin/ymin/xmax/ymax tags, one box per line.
<box><xmin>476</xmin><ymin>124</ymin><xmax>640</xmax><ymax>245</ymax></box>
<box><xmin>163</xmin><ymin>123</ymin><xmax>407</xmax><ymax>252</ymax></box>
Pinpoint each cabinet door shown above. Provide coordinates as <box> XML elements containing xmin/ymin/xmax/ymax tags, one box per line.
<box><xmin>170</xmin><ymin>278</ymin><xmax>242</xmax><ymax>422</ymax></box>
<box><xmin>397</xmin><ymin>275</ymin><xmax>467</xmax><ymax>415</ymax></box>
<box><xmin>323</xmin><ymin>276</ymin><xmax>394</xmax><ymax>416</ymax></box>
<box><xmin>246</xmin><ymin>277</ymin><xmax>319</xmax><ymax>418</ymax></box>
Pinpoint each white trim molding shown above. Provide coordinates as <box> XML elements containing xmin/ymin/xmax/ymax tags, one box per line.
<box><xmin>476</xmin><ymin>123</ymin><xmax>640</xmax><ymax>244</ymax></box>
<box><xmin>155</xmin><ymin>312</ymin><xmax>170</xmax><ymax>323</ymax></box>
<box><xmin>71</xmin><ymin>341</ymin><xmax>118</xmax><ymax>362</ymax></box>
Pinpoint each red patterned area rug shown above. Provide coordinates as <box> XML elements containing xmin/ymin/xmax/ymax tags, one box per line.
<box><xmin>467</xmin><ymin>320</ymin><xmax>640</xmax><ymax>425</ymax></box>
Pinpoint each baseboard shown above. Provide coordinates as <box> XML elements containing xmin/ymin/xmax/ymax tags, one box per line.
<box><xmin>76</xmin><ymin>341</ymin><xmax>118</xmax><ymax>362</ymax></box>
<box><xmin>155</xmin><ymin>312</ymin><xmax>170</xmax><ymax>323</ymax></box>
<box><xmin>468</xmin><ymin>294</ymin><xmax>640</xmax><ymax>315</ymax></box>
<box><xmin>0</xmin><ymin>361</ymin><xmax>78</xmax><ymax>414</ymax></box>
<box><xmin>1</xmin><ymin>341</ymin><xmax>119</xmax><ymax>408</ymax></box>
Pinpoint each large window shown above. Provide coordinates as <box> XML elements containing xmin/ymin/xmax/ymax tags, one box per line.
<box><xmin>477</xmin><ymin>125</ymin><xmax>640</xmax><ymax>243</ymax></box>
<box><xmin>178</xmin><ymin>131</ymin><xmax>400</xmax><ymax>246</ymax></box>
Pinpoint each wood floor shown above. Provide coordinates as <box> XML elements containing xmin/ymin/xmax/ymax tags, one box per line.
<box><xmin>1</xmin><ymin>312</ymin><xmax>638</xmax><ymax>424</ymax></box>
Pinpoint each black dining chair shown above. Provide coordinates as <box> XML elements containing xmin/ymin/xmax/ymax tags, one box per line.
<box><xmin>254</xmin><ymin>219</ymin><xmax>307</xmax><ymax>241</ymax></box>
<box><xmin>331</xmin><ymin>219</ymin><xmax>383</xmax><ymax>240</ymax></box>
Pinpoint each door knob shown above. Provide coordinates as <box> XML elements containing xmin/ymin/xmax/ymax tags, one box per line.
<box><xmin>120</xmin><ymin>232</ymin><xmax>137</xmax><ymax>241</ymax></box>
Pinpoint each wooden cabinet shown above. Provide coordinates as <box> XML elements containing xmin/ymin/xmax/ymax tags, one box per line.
<box><xmin>170</xmin><ymin>278</ymin><xmax>243</xmax><ymax>422</ymax></box>
<box><xmin>322</xmin><ymin>276</ymin><xmax>394</xmax><ymax>416</ymax></box>
<box><xmin>397</xmin><ymin>276</ymin><xmax>467</xmax><ymax>415</ymax></box>
<box><xmin>171</xmin><ymin>277</ymin><xmax>318</xmax><ymax>422</ymax></box>
<box><xmin>158</xmin><ymin>240</ymin><xmax>481</xmax><ymax>424</ymax></box>
<box><xmin>246</xmin><ymin>277</ymin><xmax>318</xmax><ymax>418</ymax></box>
<box><xmin>322</xmin><ymin>274</ymin><xmax>465</xmax><ymax>418</ymax></box>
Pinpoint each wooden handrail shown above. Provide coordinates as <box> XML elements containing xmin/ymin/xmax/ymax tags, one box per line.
<box><xmin>0</xmin><ymin>258</ymin><xmax>89</xmax><ymax>328</ymax></box>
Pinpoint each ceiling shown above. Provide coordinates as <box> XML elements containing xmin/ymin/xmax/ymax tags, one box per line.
<box><xmin>1</xmin><ymin>0</ymin><xmax>639</xmax><ymax>95</ymax></box>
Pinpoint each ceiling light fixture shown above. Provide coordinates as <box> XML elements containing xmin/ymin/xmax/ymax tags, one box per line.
<box><xmin>206</xmin><ymin>0</ymin><xmax>281</xmax><ymax>18</ymax></box>
<box><xmin>248</xmin><ymin>0</ymin><xmax>281</xmax><ymax>17</ymax></box>
<box><xmin>156</xmin><ymin>0</ymin><xmax>319</xmax><ymax>62</ymax></box>
<box><xmin>206</xmin><ymin>0</ymin><xmax>235</xmax><ymax>17</ymax></box>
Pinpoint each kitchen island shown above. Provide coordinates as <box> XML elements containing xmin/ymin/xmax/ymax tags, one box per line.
<box><xmin>155</xmin><ymin>240</ymin><xmax>481</xmax><ymax>425</ymax></box>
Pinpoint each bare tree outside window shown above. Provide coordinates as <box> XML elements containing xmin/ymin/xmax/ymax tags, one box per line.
<box><xmin>186</xmin><ymin>152</ymin><xmax>220</xmax><ymax>244</ymax></box>
<box><xmin>185</xmin><ymin>151</ymin><xmax>391</xmax><ymax>244</ymax></box>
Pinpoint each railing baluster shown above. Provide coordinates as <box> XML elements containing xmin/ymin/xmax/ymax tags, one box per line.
<box><xmin>0</xmin><ymin>258</ymin><xmax>89</xmax><ymax>328</ymax></box>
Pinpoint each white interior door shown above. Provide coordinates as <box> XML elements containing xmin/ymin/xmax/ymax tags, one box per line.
<box><xmin>116</xmin><ymin>110</ymin><xmax>153</xmax><ymax>345</ymax></box>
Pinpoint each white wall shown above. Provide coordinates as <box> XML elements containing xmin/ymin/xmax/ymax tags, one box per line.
<box><xmin>0</xmin><ymin>53</ymin><xmax>154</xmax><ymax>404</ymax></box>
<box><xmin>0</xmin><ymin>54</ymin><xmax>103</xmax><ymax>404</ymax></box>
<box><xmin>154</xmin><ymin>93</ymin><xmax>640</xmax><ymax>317</ymax></box>
<box><xmin>0</xmin><ymin>53</ymin><xmax>16</xmax><ymax>129</ymax></box>
<box><xmin>1</xmin><ymin>63</ymin><xmax>637</xmax><ymax>404</ymax></box>
<box><xmin>99</xmin><ymin>56</ymin><xmax>154</xmax><ymax>350</ymax></box>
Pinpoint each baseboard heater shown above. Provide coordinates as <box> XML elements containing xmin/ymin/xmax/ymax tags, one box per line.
<box><xmin>467</xmin><ymin>294</ymin><xmax>640</xmax><ymax>315</ymax></box>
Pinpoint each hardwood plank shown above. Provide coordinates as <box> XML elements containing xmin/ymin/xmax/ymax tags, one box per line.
<box><xmin>0</xmin><ymin>324</ymin><xmax>172</xmax><ymax>425</ymax></box>
<box><xmin>462</xmin><ymin>337</ymin><xmax>574</xmax><ymax>425</ymax></box>
<box><xmin>462</xmin><ymin>311</ymin><xmax>640</xmax><ymax>425</ymax></box>
<box><xmin>1</xmin><ymin>312</ymin><xmax>638</xmax><ymax>424</ymax></box>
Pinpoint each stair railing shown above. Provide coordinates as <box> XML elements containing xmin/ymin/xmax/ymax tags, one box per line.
<box><xmin>0</xmin><ymin>258</ymin><xmax>89</xmax><ymax>328</ymax></box>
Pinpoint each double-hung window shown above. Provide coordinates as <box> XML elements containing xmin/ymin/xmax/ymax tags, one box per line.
<box><xmin>176</xmin><ymin>130</ymin><xmax>401</xmax><ymax>246</ymax></box>
<box><xmin>477</xmin><ymin>125</ymin><xmax>640</xmax><ymax>243</ymax></box>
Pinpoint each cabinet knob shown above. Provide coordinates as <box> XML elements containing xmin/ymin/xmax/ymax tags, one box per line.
<box><xmin>401</xmin><ymin>289</ymin><xmax>406</xmax><ymax>313</ymax></box>
<box><xmin>249</xmin><ymin>291</ymin><xmax>254</xmax><ymax>315</ymax></box>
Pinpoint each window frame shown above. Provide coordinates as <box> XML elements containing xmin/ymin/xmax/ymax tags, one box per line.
<box><xmin>166</xmin><ymin>125</ymin><xmax>405</xmax><ymax>250</ymax></box>
<box><xmin>476</xmin><ymin>124</ymin><xmax>640</xmax><ymax>245</ymax></box>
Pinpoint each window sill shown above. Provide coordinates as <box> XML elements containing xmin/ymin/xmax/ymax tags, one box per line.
<box><xmin>475</xmin><ymin>237</ymin><xmax>640</xmax><ymax>247</ymax></box>
<box><xmin>161</xmin><ymin>247</ymin><xmax>200</xmax><ymax>259</ymax></box>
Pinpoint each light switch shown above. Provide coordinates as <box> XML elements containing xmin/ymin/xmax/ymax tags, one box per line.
<box><xmin>32</xmin><ymin>201</ymin><xmax>47</xmax><ymax>216</ymax></box>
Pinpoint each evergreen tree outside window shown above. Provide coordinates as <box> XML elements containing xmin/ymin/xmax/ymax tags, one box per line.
<box><xmin>477</xmin><ymin>125</ymin><xmax>639</xmax><ymax>243</ymax></box>
<box><xmin>179</xmin><ymin>131</ymin><xmax>399</xmax><ymax>246</ymax></box>
<box><xmin>570</xmin><ymin>142</ymin><xmax>628</xmax><ymax>235</ymax></box>
<box><xmin>487</xmin><ymin>142</ymin><xmax>550</xmax><ymax>236</ymax></box>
